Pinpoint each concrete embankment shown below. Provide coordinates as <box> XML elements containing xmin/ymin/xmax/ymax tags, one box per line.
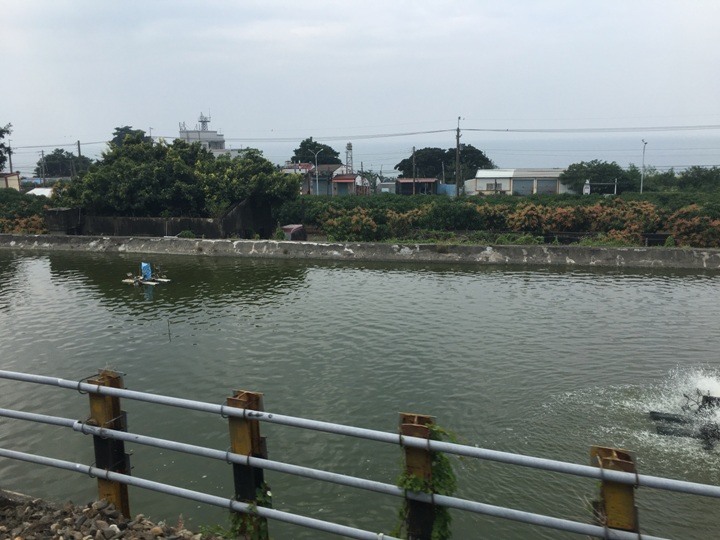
<box><xmin>2</xmin><ymin>233</ymin><xmax>720</xmax><ymax>270</ymax></box>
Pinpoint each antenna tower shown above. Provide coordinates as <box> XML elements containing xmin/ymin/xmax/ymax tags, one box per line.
<box><xmin>198</xmin><ymin>113</ymin><xmax>211</xmax><ymax>131</ymax></box>
<box><xmin>345</xmin><ymin>142</ymin><xmax>353</xmax><ymax>174</ymax></box>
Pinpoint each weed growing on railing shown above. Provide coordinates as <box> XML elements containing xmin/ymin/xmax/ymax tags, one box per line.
<box><xmin>391</xmin><ymin>424</ymin><xmax>457</xmax><ymax>540</ymax></box>
<box><xmin>200</xmin><ymin>483</ymin><xmax>272</xmax><ymax>540</ymax></box>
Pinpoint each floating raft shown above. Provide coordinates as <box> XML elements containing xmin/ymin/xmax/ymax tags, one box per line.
<box><xmin>122</xmin><ymin>262</ymin><xmax>171</xmax><ymax>286</ymax></box>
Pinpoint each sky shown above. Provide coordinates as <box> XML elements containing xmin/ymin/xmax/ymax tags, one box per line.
<box><xmin>3</xmin><ymin>0</ymin><xmax>720</xmax><ymax>176</ymax></box>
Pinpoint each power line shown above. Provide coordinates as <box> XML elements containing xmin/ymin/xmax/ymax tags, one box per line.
<box><xmin>10</xmin><ymin>123</ymin><xmax>720</xmax><ymax>150</ymax></box>
<box><xmin>12</xmin><ymin>140</ymin><xmax>107</xmax><ymax>150</ymax></box>
<box><xmin>465</xmin><ymin>125</ymin><xmax>720</xmax><ymax>134</ymax></box>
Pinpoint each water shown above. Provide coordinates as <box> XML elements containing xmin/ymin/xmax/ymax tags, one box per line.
<box><xmin>1</xmin><ymin>251</ymin><xmax>720</xmax><ymax>538</ymax></box>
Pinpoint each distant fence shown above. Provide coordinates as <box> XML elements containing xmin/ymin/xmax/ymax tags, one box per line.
<box><xmin>82</xmin><ymin>215</ymin><xmax>221</xmax><ymax>238</ymax></box>
<box><xmin>45</xmin><ymin>200</ymin><xmax>276</xmax><ymax>239</ymax></box>
<box><xmin>2</xmin><ymin>369</ymin><xmax>719</xmax><ymax>539</ymax></box>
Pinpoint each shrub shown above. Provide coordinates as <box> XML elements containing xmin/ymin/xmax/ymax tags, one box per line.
<box><xmin>177</xmin><ymin>230</ymin><xmax>196</xmax><ymax>238</ymax></box>
<box><xmin>507</xmin><ymin>204</ymin><xmax>546</xmax><ymax>234</ymax></box>
<box><xmin>665</xmin><ymin>205</ymin><xmax>720</xmax><ymax>247</ymax></box>
<box><xmin>0</xmin><ymin>215</ymin><xmax>47</xmax><ymax>234</ymax></box>
<box><xmin>321</xmin><ymin>207</ymin><xmax>379</xmax><ymax>242</ymax></box>
<box><xmin>474</xmin><ymin>203</ymin><xmax>510</xmax><ymax>230</ymax></box>
<box><xmin>386</xmin><ymin>208</ymin><xmax>426</xmax><ymax>238</ymax></box>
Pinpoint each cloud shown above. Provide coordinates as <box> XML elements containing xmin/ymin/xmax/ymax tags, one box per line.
<box><xmin>3</xmin><ymin>0</ymin><xmax>719</xmax><ymax>172</ymax></box>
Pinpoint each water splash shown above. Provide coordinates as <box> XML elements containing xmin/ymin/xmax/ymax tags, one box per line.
<box><xmin>631</xmin><ymin>365</ymin><xmax>720</xmax><ymax>422</ymax></box>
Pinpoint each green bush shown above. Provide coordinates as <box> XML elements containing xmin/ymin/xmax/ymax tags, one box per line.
<box><xmin>0</xmin><ymin>189</ymin><xmax>49</xmax><ymax>220</ymax></box>
<box><xmin>177</xmin><ymin>229</ymin><xmax>196</xmax><ymax>238</ymax></box>
<box><xmin>273</xmin><ymin>192</ymin><xmax>720</xmax><ymax>248</ymax></box>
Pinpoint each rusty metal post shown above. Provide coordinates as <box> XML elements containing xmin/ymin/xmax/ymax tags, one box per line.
<box><xmin>590</xmin><ymin>445</ymin><xmax>639</xmax><ymax>533</ymax></box>
<box><xmin>87</xmin><ymin>370</ymin><xmax>131</xmax><ymax>518</ymax></box>
<box><xmin>227</xmin><ymin>390</ymin><xmax>269</xmax><ymax>538</ymax></box>
<box><xmin>400</xmin><ymin>413</ymin><xmax>435</xmax><ymax>540</ymax></box>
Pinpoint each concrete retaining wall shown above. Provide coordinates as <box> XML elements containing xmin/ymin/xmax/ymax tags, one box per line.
<box><xmin>2</xmin><ymin>233</ymin><xmax>720</xmax><ymax>270</ymax></box>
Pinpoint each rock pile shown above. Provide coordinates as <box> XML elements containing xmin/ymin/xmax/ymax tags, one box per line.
<box><xmin>0</xmin><ymin>492</ymin><xmax>221</xmax><ymax>540</ymax></box>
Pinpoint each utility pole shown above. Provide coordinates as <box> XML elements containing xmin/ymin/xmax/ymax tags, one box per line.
<box><xmin>310</xmin><ymin>149</ymin><xmax>322</xmax><ymax>196</ymax></box>
<box><xmin>77</xmin><ymin>140</ymin><xmax>82</xmax><ymax>158</ymax></box>
<box><xmin>412</xmin><ymin>146</ymin><xmax>416</xmax><ymax>195</ymax></box>
<box><xmin>455</xmin><ymin>116</ymin><xmax>462</xmax><ymax>196</ymax></box>
<box><xmin>640</xmin><ymin>139</ymin><xmax>647</xmax><ymax>194</ymax></box>
<box><xmin>41</xmin><ymin>150</ymin><xmax>46</xmax><ymax>186</ymax></box>
<box><xmin>8</xmin><ymin>142</ymin><xmax>12</xmax><ymax>173</ymax></box>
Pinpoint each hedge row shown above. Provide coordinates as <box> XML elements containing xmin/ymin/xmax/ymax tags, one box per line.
<box><xmin>0</xmin><ymin>190</ymin><xmax>48</xmax><ymax>234</ymax></box>
<box><xmin>275</xmin><ymin>195</ymin><xmax>720</xmax><ymax>247</ymax></box>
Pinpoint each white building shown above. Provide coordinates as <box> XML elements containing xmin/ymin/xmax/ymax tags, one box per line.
<box><xmin>464</xmin><ymin>168</ymin><xmax>573</xmax><ymax>196</ymax></box>
<box><xmin>178</xmin><ymin>113</ymin><xmax>243</xmax><ymax>158</ymax></box>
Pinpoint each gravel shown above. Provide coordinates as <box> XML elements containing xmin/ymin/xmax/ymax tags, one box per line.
<box><xmin>0</xmin><ymin>491</ymin><xmax>223</xmax><ymax>540</ymax></box>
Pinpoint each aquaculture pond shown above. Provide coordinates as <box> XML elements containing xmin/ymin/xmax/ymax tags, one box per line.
<box><xmin>1</xmin><ymin>250</ymin><xmax>719</xmax><ymax>539</ymax></box>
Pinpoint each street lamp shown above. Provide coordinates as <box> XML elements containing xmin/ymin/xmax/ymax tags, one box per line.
<box><xmin>640</xmin><ymin>139</ymin><xmax>648</xmax><ymax>194</ymax></box>
<box><xmin>310</xmin><ymin>149</ymin><xmax>322</xmax><ymax>195</ymax></box>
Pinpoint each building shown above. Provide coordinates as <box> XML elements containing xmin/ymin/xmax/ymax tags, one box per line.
<box><xmin>281</xmin><ymin>162</ymin><xmax>314</xmax><ymax>194</ymax></box>
<box><xmin>178</xmin><ymin>113</ymin><xmax>243</xmax><ymax>158</ymax></box>
<box><xmin>332</xmin><ymin>174</ymin><xmax>369</xmax><ymax>196</ymax></box>
<box><xmin>1</xmin><ymin>172</ymin><xmax>20</xmax><ymax>191</ymax></box>
<box><xmin>464</xmin><ymin>168</ymin><xmax>571</xmax><ymax>196</ymax></box>
<box><xmin>396</xmin><ymin>178</ymin><xmax>438</xmax><ymax>195</ymax></box>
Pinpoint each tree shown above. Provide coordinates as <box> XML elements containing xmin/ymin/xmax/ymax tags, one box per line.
<box><xmin>641</xmin><ymin>166</ymin><xmax>678</xmax><ymax>192</ymax></box>
<box><xmin>55</xmin><ymin>133</ymin><xmax>300</xmax><ymax>220</ymax></box>
<box><xmin>678</xmin><ymin>166</ymin><xmax>720</xmax><ymax>192</ymax></box>
<box><xmin>34</xmin><ymin>148</ymin><xmax>93</xmax><ymax>178</ymax></box>
<box><xmin>457</xmin><ymin>144</ymin><xmax>495</xmax><ymax>181</ymax></box>
<box><xmin>394</xmin><ymin>147</ymin><xmax>446</xmax><ymax>178</ymax></box>
<box><xmin>394</xmin><ymin>144</ymin><xmax>494</xmax><ymax>180</ymax></box>
<box><xmin>291</xmin><ymin>137</ymin><xmax>341</xmax><ymax>165</ymax></box>
<box><xmin>0</xmin><ymin>123</ymin><xmax>12</xmax><ymax>172</ymax></box>
<box><xmin>200</xmin><ymin>149</ymin><xmax>301</xmax><ymax>217</ymax></box>
<box><xmin>110</xmin><ymin>126</ymin><xmax>151</xmax><ymax>147</ymax></box>
<box><xmin>559</xmin><ymin>160</ymin><xmax>634</xmax><ymax>194</ymax></box>
<box><xmin>56</xmin><ymin>136</ymin><xmax>211</xmax><ymax>217</ymax></box>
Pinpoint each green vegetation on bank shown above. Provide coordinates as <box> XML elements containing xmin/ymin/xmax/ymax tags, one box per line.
<box><xmin>2</xmin><ymin>122</ymin><xmax>720</xmax><ymax>248</ymax></box>
<box><xmin>53</xmin><ymin>135</ymin><xmax>300</xmax><ymax>218</ymax></box>
<box><xmin>0</xmin><ymin>188</ymin><xmax>48</xmax><ymax>234</ymax></box>
<box><xmin>275</xmin><ymin>191</ymin><xmax>720</xmax><ymax>247</ymax></box>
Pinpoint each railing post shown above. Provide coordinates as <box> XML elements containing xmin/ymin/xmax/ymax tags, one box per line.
<box><xmin>87</xmin><ymin>370</ymin><xmax>131</xmax><ymax>518</ymax></box>
<box><xmin>400</xmin><ymin>412</ymin><xmax>435</xmax><ymax>540</ymax></box>
<box><xmin>227</xmin><ymin>390</ymin><xmax>269</xmax><ymax>538</ymax></box>
<box><xmin>590</xmin><ymin>445</ymin><xmax>638</xmax><ymax>533</ymax></box>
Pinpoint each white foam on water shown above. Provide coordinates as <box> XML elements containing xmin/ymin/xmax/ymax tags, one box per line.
<box><xmin>543</xmin><ymin>366</ymin><xmax>720</xmax><ymax>480</ymax></box>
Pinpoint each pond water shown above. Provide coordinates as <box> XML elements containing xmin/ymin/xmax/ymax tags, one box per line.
<box><xmin>1</xmin><ymin>250</ymin><xmax>720</xmax><ymax>539</ymax></box>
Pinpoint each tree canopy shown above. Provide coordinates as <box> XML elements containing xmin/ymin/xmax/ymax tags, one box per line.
<box><xmin>198</xmin><ymin>149</ymin><xmax>302</xmax><ymax>217</ymax></box>
<box><xmin>55</xmin><ymin>135</ymin><xmax>300</xmax><ymax>218</ymax></box>
<box><xmin>111</xmin><ymin>126</ymin><xmax>152</xmax><ymax>147</ymax></box>
<box><xmin>559</xmin><ymin>160</ymin><xmax>637</xmax><ymax>194</ymax></box>
<box><xmin>677</xmin><ymin>166</ymin><xmax>720</xmax><ymax>192</ymax></box>
<box><xmin>291</xmin><ymin>137</ymin><xmax>341</xmax><ymax>165</ymax></box>
<box><xmin>0</xmin><ymin>123</ymin><xmax>12</xmax><ymax>172</ymax></box>
<box><xmin>34</xmin><ymin>148</ymin><xmax>93</xmax><ymax>178</ymax></box>
<box><xmin>394</xmin><ymin>144</ymin><xmax>495</xmax><ymax>181</ymax></box>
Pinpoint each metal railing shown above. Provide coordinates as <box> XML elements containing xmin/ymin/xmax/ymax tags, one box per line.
<box><xmin>0</xmin><ymin>369</ymin><xmax>717</xmax><ymax>539</ymax></box>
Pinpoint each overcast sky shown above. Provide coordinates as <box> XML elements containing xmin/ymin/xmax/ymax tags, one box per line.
<box><xmin>4</xmin><ymin>0</ymin><xmax>720</xmax><ymax>174</ymax></box>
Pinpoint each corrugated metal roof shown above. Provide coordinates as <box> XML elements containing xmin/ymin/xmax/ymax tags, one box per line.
<box><xmin>26</xmin><ymin>187</ymin><xmax>53</xmax><ymax>197</ymax></box>
<box><xmin>396</xmin><ymin>178</ymin><xmax>438</xmax><ymax>183</ymax></box>
<box><xmin>332</xmin><ymin>174</ymin><xmax>359</xmax><ymax>183</ymax></box>
<box><xmin>474</xmin><ymin>168</ymin><xmax>564</xmax><ymax>179</ymax></box>
<box><xmin>474</xmin><ymin>169</ymin><xmax>514</xmax><ymax>178</ymax></box>
<box><xmin>513</xmin><ymin>168</ymin><xmax>564</xmax><ymax>179</ymax></box>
